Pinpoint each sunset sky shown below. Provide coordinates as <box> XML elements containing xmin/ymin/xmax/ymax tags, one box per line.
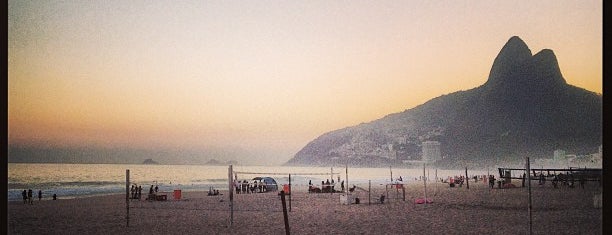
<box><xmin>8</xmin><ymin>0</ymin><xmax>602</xmax><ymax>165</ymax></box>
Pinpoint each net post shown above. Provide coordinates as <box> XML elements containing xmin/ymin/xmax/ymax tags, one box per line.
<box><xmin>423</xmin><ymin>163</ymin><xmax>427</xmax><ymax>208</ymax></box>
<box><xmin>526</xmin><ymin>157</ymin><xmax>532</xmax><ymax>235</ymax></box>
<box><xmin>288</xmin><ymin>174</ymin><xmax>292</xmax><ymax>212</ymax></box>
<box><xmin>228</xmin><ymin>165</ymin><xmax>233</xmax><ymax>227</ymax></box>
<box><xmin>280</xmin><ymin>190</ymin><xmax>290</xmax><ymax>235</ymax></box>
<box><xmin>126</xmin><ymin>169</ymin><xmax>130</xmax><ymax>227</ymax></box>
<box><xmin>465</xmin><ymin>167</ymin><xmax>470</xmax><ymax>189</ymax></box>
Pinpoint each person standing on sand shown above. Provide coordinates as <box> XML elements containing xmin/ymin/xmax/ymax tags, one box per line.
<box><xmin>27</xmin><ymin>189</ymin><xmax>33</xmax><ymax>205</ymax></box>
<box><xmin>138</xmin><ymin>185</ymin><xmax>142</xmax><ymax>200</ymax></box>
<box><xmin>22</xmin><ymin>190</ymin><xmax>27</xmax><ymax>204</ymax></box>
<box><xmin>38</xmin><ymin>190</ymin><xmax>42</xmax><ymax>201</ymax></box>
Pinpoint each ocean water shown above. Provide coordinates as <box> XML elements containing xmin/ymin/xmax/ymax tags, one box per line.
<box><xmin>8</xmin><ymin>163</ymin><xmax>489</xmax><ymax>201</ymax></box>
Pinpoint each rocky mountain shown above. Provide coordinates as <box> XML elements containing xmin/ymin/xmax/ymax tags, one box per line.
<box><xmin>284</xmin><ymin>36</ymin><xmax>602</xmax><ymax>168</ymax></box>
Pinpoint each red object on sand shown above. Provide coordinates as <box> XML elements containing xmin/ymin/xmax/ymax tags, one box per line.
<box><xmin>173</xmin><ymin>190</ymin><xmax>181</xmax><ymax>200</ymax></box>
<box><xmin>414</xmin><ymin>198</ymin><xmax>433</xmax><ymax>204</ymax></box>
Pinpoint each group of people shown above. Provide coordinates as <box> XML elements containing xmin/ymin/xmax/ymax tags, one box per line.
<box><xmin>208</xmin><ymin>186</ymin><xmax>221</xmax><ymax>196</ymax></box>
<box><xmin>308</xmin><ymin>178</ymin><xmax>344</xmax><ymax>193</ymax></box>
<box><xmin>484</xmin><ymin>172</ymin><xmax>596</xmax><ymax>189</ymax></box>
<box><xmin>129</xmin><ymin>184</ymin><xmax>159</xmax><ymax>201</ymax></box>
<box><xmin>21</xmin><ymin>189</ymin><xmax>56</xmax><ymax>204</ymax></box>
<box><xmin>234</xmin><ymin>179</ymin><xmax>268</xmax><ymax>194</ymax></box>
<box><xmin>130</xmin><ymin>184</ymin><xmax>143</xmax><ymax>200</ymax></box>
<box><xmin>447</xmin><ymin>175</ymin><xmax>466</xmax><ymax>187</ymax></box>
<box><xmin>548</xmin><ymin>173</ymin><xmax>589</xmax><ymax>189</ymax></box>
<box><xmin>146</xmin><ymin>185</ymin><xmax>159</xmax><ymax>200</ymax></box>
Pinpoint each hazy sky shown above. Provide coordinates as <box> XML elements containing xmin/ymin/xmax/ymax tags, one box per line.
<box><xmin>8</xmin><ymin>0</ymin><xmax>602</xmax><ymax>164</ymax></box>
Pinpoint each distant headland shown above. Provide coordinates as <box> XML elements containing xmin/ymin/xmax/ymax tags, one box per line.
<box><xmin>142</xmin><ymin>158</ymin><xmax>159</xmax><ymax>164</ymax></box>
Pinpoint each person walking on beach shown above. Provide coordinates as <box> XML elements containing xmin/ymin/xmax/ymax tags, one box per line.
<box><xmin>138</xmin><ymin>185</ymin><xmax>142</xmax><ymax>200</ymax></box>
<box><xmin>155</xmin><ymin>185</ymin><xmax>159</xmax><ymax>193</ymax></box>
<box><xmin>38</xmin><ymin>190</ymin><xmax>42</xmax><ymax>201</ymax></box>
<box><xmin>489</xmin><ymin>175</ymin><xmax>496</xmax><ymax>189</ymax></box>
<box><xmin>22</xmin><ymin>190</ymin><xmax>27</xmax><ymax>204</ymax></box>
<box><xmin>27</xmin><ymin>189</ymin><xmax>33</xmax><ymax>205</ymax></box>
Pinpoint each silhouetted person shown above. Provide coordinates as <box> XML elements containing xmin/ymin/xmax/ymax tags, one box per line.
<box><xmin>28</xmin><ymin>189</ymin><xmax>33</xmax><ymax>205</ymax></box>
<box><xmin>341</xmin><ymin>180</ymin><xmax>345</xmax><ymax>192</ymax></box>
<box><xmin>138</xmin><ymin>186</ymin><xmax>142</xmax><ymax>200</ymax></box>
<box><xmin>38</xmin><ymin>190</ymin><xmax>42</xmax><ymax>201</ymax></box>
<box><xmin>53</xmin><ymin>194</ymin><xmax>57</xmax><ymax>200</ymax></box>
<box><xmin>539</xmin><ymin>174</ymin><xmax>545</xmax><ymax>185</ymax></box>
<box><xmin>155</xmin><ymin>185</ymin><xmax>159</xmax><ymax>193</ymax></box>
<box><xmin>22</xmin><ymin>190</ymin><xmax>27</xmax><ymax>204</ymax></box>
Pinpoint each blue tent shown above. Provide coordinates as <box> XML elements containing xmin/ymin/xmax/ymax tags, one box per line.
<box><xmin>252</xmin><ymin>177</ymin><xmax>278</xmax><ymax>192</ymax></box>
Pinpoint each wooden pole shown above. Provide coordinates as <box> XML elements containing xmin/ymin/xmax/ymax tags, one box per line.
<box><xmin>488</xmin><ymin>169</ymin><xmax>491</xmax><ymax>191</ymax></box>
<box><xmin>527</xmin><ymin>157</ymin><xmax>532</xmax><ymax>235</ymax></box>
<box><xmin>465</xmin><ymin>167</ymin><xmax>470</xmax><ymax>189</ymax></box>
<box><xmin>435</xmin><ymin>168</ymin><xmax>438</xmax><ymax>196</ymax></box>
<box><xmin>280</xmin><ymin>191</ymin><xmax>290</xmax><ymax>235</ymax></box>
<box><xmin>368</xmin><ymin>180</ymin><xmax>371</xmax><ymax>205</ymax></box>
<box><xmin>126</xmin><ymin>169</ymin><xmax>130</xmax><ymax>227</ymax></box>
<box><xmin>345</xmin><ymin>165</ymin><xmax>349</xmax><ymax>197</ymax></box>
<box><xmin>289</xmin><ymin>174</ymin><xmax>292</xmax><ymax>212</ymax></box>
<box><xmin>228</xmin><ymin>165</ymin><xmax>233</xmax><ymax>227</ymax></box>
<box><xmin>330</xmin><ymin>167</ymin><xmax>333</xmax><ymax>185</ymax></box>
<box><xmin>386</xmin><ymin>183</ymin><xmax>389</xmax><ymax>202</ymax></box>
<box><xmin>423</xmin><ymin>163</ymin><xmax>427</xmax><ymax>207</ymax></box>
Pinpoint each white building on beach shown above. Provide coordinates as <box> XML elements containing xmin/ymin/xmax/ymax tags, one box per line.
<box><xmin>422</xmin><ymin>141</ymin><xmax>441</xmax><ymax>163</ymax></box>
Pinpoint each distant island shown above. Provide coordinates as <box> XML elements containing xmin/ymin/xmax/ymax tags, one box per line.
<box><xmin>205</xmin><ymin>159</ymin><xmax>238</xmax><ymax>166</ymax></box>
<box><xmin>142</xmin><ymin>158</ymin><xmax>159</xmax><ymax>164</ymax></box>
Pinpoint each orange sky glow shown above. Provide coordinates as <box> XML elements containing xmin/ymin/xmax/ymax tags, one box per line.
<box><xmin>8</xmin><ymin>0</ymin><xmax>602</xmax><ymax>164</ymax></box>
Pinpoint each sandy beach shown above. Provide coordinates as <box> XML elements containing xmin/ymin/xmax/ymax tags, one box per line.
<box><xmin>8</xmin><ymin>181</ymin><xmax>602</xmax><ymax>234</ymax></box>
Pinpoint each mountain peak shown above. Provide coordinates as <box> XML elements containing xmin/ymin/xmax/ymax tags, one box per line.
<box><xmin>531</xmin><ymin>49</ymin><xmax>566</xmax><ymax>87</ymax></box>
<box><xmin>498</xmin><ymin>36</ymin><xmax>532</xmax><ymax>62</ymax></box>
<box><xmin>485</xmin><ymin>36</ymin><xmax>565</xmax><ymax>90</ymax></box>
<box><xmin>285</xmin><ymin>36</ymin><xmax>601</xmax><ymax>167</ymax></box>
